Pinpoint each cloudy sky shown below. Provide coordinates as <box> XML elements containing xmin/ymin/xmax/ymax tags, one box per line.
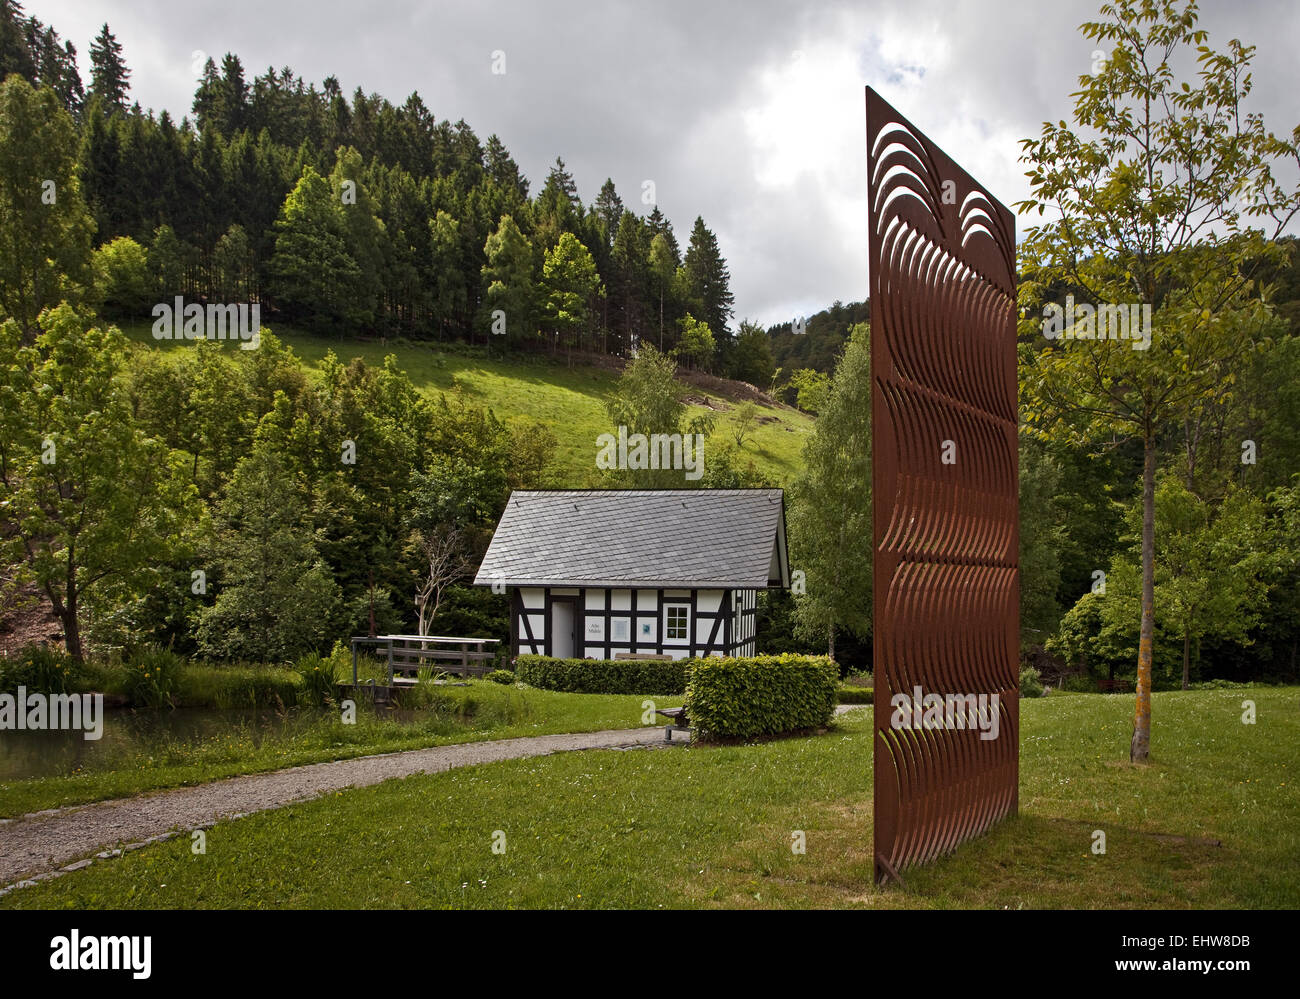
<box><xmin>29</xmin><ymin>0</ymin><xmax>1300</xmax><ymax>327</ymax></box>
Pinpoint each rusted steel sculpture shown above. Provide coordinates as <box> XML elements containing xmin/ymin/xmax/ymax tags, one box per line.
<box><xmin>866</xmin><ymin>87</ymin><xmax>1019</xmax><ymax>885</ymax></box>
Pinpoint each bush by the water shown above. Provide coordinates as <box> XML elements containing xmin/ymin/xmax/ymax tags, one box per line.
<box><xmin>684</xmin><ymin>654</ymin><xmax>839</xmax><ymax>740</ymax></box>
<box><xmin>514</xmin><ymin>655</ymin><xmax>687</xmax><ymax>695</ymax></box>
<box><xmin>296</xmin><ymin>652</ymin><xmax>340</xmax><ymax>706</ymax></box>
<box><xmin>123</xmin><ymin>646</ymin><xmax>185</xmax><ymax>707</ymax></box>
<box><xmin>0</xmin><ymin>645</ymin><xmax>81</xmax><ymax>694</ymax></box>
<box><xmin>485</xmin><ymin>669</ymin><xmax>516</xmax><ymax>685</ymax></box>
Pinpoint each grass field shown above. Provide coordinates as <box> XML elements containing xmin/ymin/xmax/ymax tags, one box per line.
<box><xmin>118</xmin><ymin>321</ymin><xmax>814</xmax><ymax>486</ymax></box>
<box><xmin>5</xmin><ymin>687</ymin><xmax>1295</xmax><ymax>909</ymax></box>
<box><xmin>0</xmin><ymin>683</ymin><xmax>680</xmax><ymax>818</ymax></box>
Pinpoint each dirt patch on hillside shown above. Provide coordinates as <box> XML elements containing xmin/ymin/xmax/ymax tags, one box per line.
<box><xmin>0</xmin><ymin>585</ymin><xmax>62</xmax><ymax>659</ymax></box>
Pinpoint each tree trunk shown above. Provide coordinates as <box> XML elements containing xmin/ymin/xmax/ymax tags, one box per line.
<box><xmin>659</xmin><ymin>288</ymin><xmax>664</xmax><ymax>350</ymax></box>
<box><xmin>827</xmin><ymin>622</ymin><xmax>836</xmax><ymax>662</ymax></box>
<box><xmin>1181</xmin><ymin>632</ymin><xmax>1190</xmax><ymax>691</ymax></box>
<box><xmin>1130</xmin><ymin>434</ymin><xmax>1156</xmax><ymax>762</ymax></box>
<box><xmin>62</xmin><ymin>584</ymin><xmax>82</xmax><ymax>663</ymax></box>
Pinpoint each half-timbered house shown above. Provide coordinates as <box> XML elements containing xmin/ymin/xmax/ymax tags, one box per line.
<box><xmin>473</xmin><ymin>489</ymin><xmax>789</xmax><ymax>660</ymax></box>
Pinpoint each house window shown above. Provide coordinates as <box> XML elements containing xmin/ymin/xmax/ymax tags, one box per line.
<box><xmin>664</xmin><ymin>604</ymin><xmax>690</xmax><ymax>642</ymax></box>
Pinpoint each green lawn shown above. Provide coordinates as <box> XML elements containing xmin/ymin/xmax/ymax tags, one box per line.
<box><xmin>118</xmin><ymin>321</ymin><xmax>814</xmax><ymax>486</ymax></box>
<box><xmin>6</xmin><ymin>687</ymin><xmax>1295</xmax><ymax>908</ymax></box>
<box><xmin>0</xmin><ymin>683</ymin><xmax>680</xmax><ymax>818</ymax></box>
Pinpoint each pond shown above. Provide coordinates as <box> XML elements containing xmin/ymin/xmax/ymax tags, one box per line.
<box><xmin>0</xmin><ymin>705</ymin><xmax>427</xmax><ymax>782</ymax></box>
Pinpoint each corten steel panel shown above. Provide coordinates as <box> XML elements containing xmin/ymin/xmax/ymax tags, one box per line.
<box><xmin>866</xmin><ymin>87</ymin><xmax>1019</xmax><ymax>884</ymax></box>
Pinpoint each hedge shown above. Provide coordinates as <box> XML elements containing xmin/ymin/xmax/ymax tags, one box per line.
<box><xmin>684</xmin><ymin>654</ymin><xmax>839</xmax><ymax>740</ymax></box>
<box><xmin>836</xmin><ymin>686</ymin><xmax>873</xmax><ymax>705</ymax></box>
<box><xmin>513</xmin><ymin>655</ymin><xmax>688</xmax><ymax>695</ymax></box>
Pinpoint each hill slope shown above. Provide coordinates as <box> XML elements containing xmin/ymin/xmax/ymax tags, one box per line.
<box><xmin>120</xmin><ymin>322</ymin><xmax>815</xmax><ymax>486</ymax></box>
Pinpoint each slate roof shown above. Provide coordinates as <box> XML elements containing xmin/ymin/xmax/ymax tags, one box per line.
<box><xmin>473</xmin><ymin>489</ymin><xmax>788</xmax><ymax>589</ymax></box>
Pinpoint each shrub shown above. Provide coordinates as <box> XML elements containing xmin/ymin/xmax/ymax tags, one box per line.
<box><xmin>123</xmin><ymin>645</ymin><xmax>184</xmax><ymax>708</ymax></box>
<box><xmin>485</xmin><ymin>669</ymin><xmax>516</xmax><ymax>685</ymax></box>
<box><xmin>836</xmin><ymin>686</ymin><xmax>873</xmax><ymax>705</ymax></box>
<box><xmin>684</xmin><ymin>654</ymin><xmax>839</xmax><ymax>740</ymax></box>
<box><xmin>1188</xmin><ymin>678</ymin><xmax>1255</xmax><ymax>690</ymax></box>
<box><xmin>0</xmin><ymin>645</ymin><xmax>80</xmax><ymax>695</ymax></box>
<box><xmin>296</xmin><ymin>652</ymin><xmax>339</xmax><ymax>706</ymax></box>
<box><xmin>1020</xmin><ymin>666</ymin><xmax>1045</xmax><ymax>699</ymax></box>
<box><xmin>514</xmin><ymin>655</ymin><xmax>688</xmax><ymax>695</ymax></box>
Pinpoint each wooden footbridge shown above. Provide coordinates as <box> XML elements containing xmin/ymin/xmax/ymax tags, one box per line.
<box><xmin>347</xmin><ymin>634</ymin><xmax>502</xmax><ymax>699</ymax></box>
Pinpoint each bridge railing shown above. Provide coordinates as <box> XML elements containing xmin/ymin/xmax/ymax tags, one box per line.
<box><xmin>349</xmin><ymin>635</ymin><xmax>502</xmax><ymax>686</ymax></box>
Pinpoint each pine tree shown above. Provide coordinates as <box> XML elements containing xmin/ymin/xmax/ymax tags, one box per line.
<box><xmin>430</xmin><ymin>209</ymin><xmax>467</xmax><ymax>338</ymax></box>
<box><xmin>328</xmin><ymin>146</ymin><xmax>382</xmax><ymax>327</ymax></box>
<box><xmin>0</xmin><ymin>1</ymin><xmax>35</xmax><ymax>83</ymax></box>
<box><xmin>593</xmin><ymin>178</ymin><xmax>623</xmax><ymax>250</ymax></box>
<box><xmin>26</xmin><ymin>18</ymin><xmax>82</xmax><ymax>113</ymax></box>
<box><xmin>268</xmin><ymin>164</ymin><xmax>362</xmax><ymax>332</ymax></box>
<box><xmin>683</xmin><ymin>216</ymin><xmax>734</xmax><ymax>344</ymax></box>
<box><xmin>88</xmin><ymin>23</ymin><xmax>129</xmax><ymax>114</ymax></box>
<box><xmin>610</xmin><ymin>210</ymin><xmax>649</xmax><ymax>352</ymax></box>
<box><xmin>535</xmin><ymin>156</ymin><xmax>581</xmax><ymax>250</ymax></box>
<box><xmin>195</xmin><ymin>444</ymin><xmax>340</xmax><ymax>661</ymax></box>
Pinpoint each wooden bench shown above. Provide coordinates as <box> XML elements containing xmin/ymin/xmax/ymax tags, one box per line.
<box><xmin>1097</xmin><ymin>678</ymin><xmax>1133</xmax><ymax>693</ymax></box>
<box><xmin>655</xmin><ymin>706</ymin><xmax>689</xmax><ymax>742</ymax></box>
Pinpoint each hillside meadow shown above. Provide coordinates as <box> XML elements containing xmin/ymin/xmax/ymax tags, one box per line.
<box><xmin>118</xmin><ymin>320</ymin><xmax>815</xmax><ymax>487</ymax></box>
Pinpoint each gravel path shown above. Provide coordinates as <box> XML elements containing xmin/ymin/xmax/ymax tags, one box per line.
<box><xmin>0</xmin><ymin>725</ymin><xmax>683</xmax><ymax>891</ymax></box>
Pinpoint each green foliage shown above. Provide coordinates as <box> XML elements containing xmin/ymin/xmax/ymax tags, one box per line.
<box><xmin>485</xmin><ymin>669</ymin><xmax>516</xmax><ymax>685</ymax></box>
<box><xmin>0</xmin><ymin>305</ymin><xmax>194</xmax><ymax>660</ymax></box>
<box><xmin>1017</xmin><ymin>0</ymin><xmax>1300</xmax><ymax>752</ymax></box>
<box><xmin>728</xmin><ymin>400</ymin><xmax>759</xmax><ymax>448</ymax></box>
<box><xmin>789</xmin><ymin>324</ymin><xmax>872</xmax><ymax>655</ymax></box>
<box><xmin>786</xmin><ymin>368</ymin><xmax>829</xmax><ymax>414</ymax></box>
<box><xmin>173</xmin><ymin>663</ymin><xmax>305</xmax><ymax>710</ymax></box>
<box><xmin>1188</xmin><ymin>678</ymin><xmax>1255</xmax><ymax>690</ymax></box>
<box><xmin>684</xmin><ymin>654</ymin><xmax>839</xmax><ymax>740</ymax></box>
<box><xmin>1019</xmin><ymin>437</ymin><xmax>1066</xmax><ymax>641</ymax></box>
<box><xmin>480</xmin><ymin>214</ymin><xmax>536</xmax><ymax>344</ymax></box>
<box><xmin>729</xmin><ymin>320</ymin><xmax>775</xmax><ymax>387</ymax></box>
<box><xmin>122</xmin><ymin>646</ymin><xmax>184</xmax><ymax>708</ymax></box>
<box><xmin>1020</xmin><ymin>666</ymin><xmax>1045</xmax><ymax>699</ymax></box>
<box><xmin>268</xmin><ymin>165</ymin><xmax>364</xmax><ymax>332</ymax></box>
<box><xmin>88</xmin><ymin>23</ymin><xmax>130</xmax><ymax>113</ymax></box>
<box><xmin>604</xmin><ymin>343</ymin><xmax>682</xmax><ymax>431</ymax></box>
<box><xmin>0</xmin><ymin>645</ymin><xmax>81</xmax><ymax>695</ymax></box>
<box><xmin>766</xmin><ymin>300</ymin><xmax>872</xmax><ymax>376</ymax></box>
<box><xmin>0</xmin><ymin>73</ymin><xmax>93</xmax><ymax>332</ymax></box>
<box><xmin>836</xmin><ymin>686</ymin><xmax>873</xmax><ymax>705</ymax></box>
<box><xmin>296</xmin><ymin>651</ymin><xmax>339</xmax><ymax>707</ymax></box>
<box><xmin>514</xmin><ymin>655</ymin><xmax>687</xmax><ymax>695</ymax></box>
<box><xmin>674</xmin><ymin>313</ymin><xmax>715</xmax><ymax>371</ymax></box>
<box><xmin>92</xmin><ymin>236</ymin><xmax>152</xmax><ymax>318</ymax></box>
<box><xmin>195</xmin><ymin>443</ymin><xmax>341</xmax><ymax>662</ymax></box>
<box><xmin>541</xmin><ymin>232</ymin><xmax>601</xmax><ymax>346</ymax></box>
<box><xmin>682</xmin><ymin>216</ymin><xmax>734</xmax><ymax>343</ymax></box>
